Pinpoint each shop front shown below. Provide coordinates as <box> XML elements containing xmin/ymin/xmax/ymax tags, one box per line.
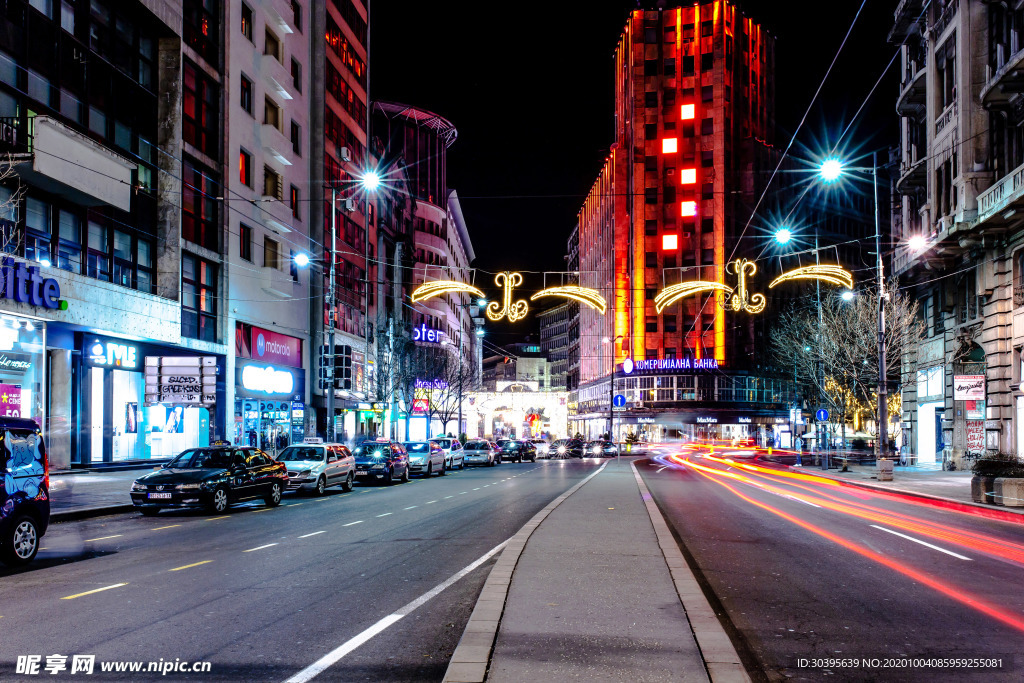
<box><xmin>234</xmin><ymin>325</ymin><xmax>307</xmax><ymax>452</ymax></box>
<box><xmin>0</xmin><ymin>313</ymin><xmax>46</xmax><ymax>424</ymax></box>
<box><xmin>617</xmin><ymin>410</ymin><xmax>791</xmax><ymax>444</ymax></box>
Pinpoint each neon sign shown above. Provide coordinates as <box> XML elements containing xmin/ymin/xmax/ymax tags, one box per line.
<box><xmin>87</xmin><ymin>340</ymin><xmax>139</xmax><ymax>369</ymax></box>
<box><xmin>727</xmin><ymin>259</ymin><xmax>766</xmax><ymax>314</ymax></box>
<box><xmin>654</xmin><ymin>281</ymin><xmax>732</xmax><ymax>314</ymax></box>
<box><xmin>486</xmin><ymin>272</ymin><xmax>529</xmax><ymax>322</ymax></box>
<box><xmin>768</xmin><ymin>264</ymin><xmax>854</xmax><ymax>290</ymax></box>
<box><xmin>622</xmin><ymin>357</ymin><xmax>719</xmax><ymax>373</ymax></box>
<box><xmin>241</xmin><ymin>364</ymin><xmax>295</xmax><ymax>395</ymax></box>
<box><xmin>412</xmin><ymin>324</ymin><xmax>443</xmax><ymax>343</ymax></box>
<box><xmin>410</xmin><ymin>280</ymin><xmax>486</xmax><ymax>303</ymax></box>
<box><xmin>0</xmin><ymin>258</ymin><xmax>65</xmax><ymax>310</ymax></box>
<box><xmin>530</xmin><ymin>286</ymin><xmax>607</xmax><ymax>314</ymax></box>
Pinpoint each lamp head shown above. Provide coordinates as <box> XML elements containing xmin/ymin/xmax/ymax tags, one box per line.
<box><xmin>819</xmin><ymin>158</ymin><xmax>843</xmax><ymax>183</ymax></box>
<box><xmin>293</xmin><ymin>253</ymin><xmax>310</xmax><ymax>268</ymax></box>
<box><xmin>773</xmin><ymin>228</ymin><xmax>793</xmax><ymax>245</ymax></box>
<box><xmin>361</xmin><ymin>170</ymin><xmax>381</xmax><ymax>192</ymax></box>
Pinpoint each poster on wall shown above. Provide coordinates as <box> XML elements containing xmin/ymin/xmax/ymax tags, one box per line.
<box><xmin>966</xmin><ymin>399</ymin><xmax>985</xmax><ymax>420</ymax></box>
<box><xmin>125</xmin><ymin>402</ymin><xmax>138</xmax><ymax>433</ymax></box>
<box><xmin>953</xmin><ymin>375</ymin><xmax>986</xmax><ymax>401</ymax></box>
<box><xmin>0</xmin><ymin>383</ymin><xmax>21</xmax><ymax>417</ymax></box>
<box><xmin>966</xmin><ymin>420</ymin><xmax>985</xmax><ymax>453</ymax></box>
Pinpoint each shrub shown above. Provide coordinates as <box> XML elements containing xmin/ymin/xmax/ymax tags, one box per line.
<box><xmin>972</xmin><ymin>453</ymin><xmax>1024</xmax><ymax>478</ymax></box>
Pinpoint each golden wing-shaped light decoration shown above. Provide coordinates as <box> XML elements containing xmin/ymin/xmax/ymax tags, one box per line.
<box><xmin>410</xmin><ymin>280</ymin><xmax>486</xmax><ymax>303</ymax></box>
<box><xmin>530</xmin><ymin>286</ymin><xmax>607</xmax><ymax>314</ymax></box>
<box><xmin>654</xmin><ymin>281</ymin><xmax>733</xmax><ymax>314</ymax></box>
<box><xmin>768</xmin><ymin>265</ymin><xmax>854</xmax><ymax>290</ymax></box>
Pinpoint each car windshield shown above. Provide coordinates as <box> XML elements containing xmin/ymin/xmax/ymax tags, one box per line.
<box><xmin>353</xmin><ymin>445</ymin><xmax>389</xmax><ymax>457</ymax></box>
<box><xmin>405</xmin><ymin>443</ymin><xmax>430</xmax><ymax>452</ymax></box>
<box><xmin>431</xmin><ymin>439</ymin><xmax>452</xmax><ymax>448</ymax></box>
<box><xmin>552</xmin><ymin>440</ymin><xmax>569</xmax><ymax>447</ymax></box>
<box><xmin>168</xmin><ymin>449</ymin><xmax>233</xmax><ymax>469</ymax></box>
<box><xmin>465</xmin><ymin>440</ymin><xmax>490</xmax><ymax>449</ymax></box>
<box><xmin>502</xmin><ymin>442</ymin><xmax>519</xmax><ymax>450</ymax></box>
<box><xmin>277</xmin><ymin>447</ymin><xmax>324</xmax><ymax>462</ymax></box>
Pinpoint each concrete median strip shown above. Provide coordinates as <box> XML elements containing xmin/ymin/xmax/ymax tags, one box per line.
<box><xmin>442</xmin><ymin>463</ymin><xmax>609</xmax><ymax>683</ymax></box>
<box><xmin>630</xmin><ymin>461</ymin><xmax>751</xmax><ymax>683</ymax></box>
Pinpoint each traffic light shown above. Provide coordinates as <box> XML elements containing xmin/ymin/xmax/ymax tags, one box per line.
<box><xmin>317</xmin><ymin>345</ymin><xmax>333</xmax><ymax>391</ymax></box>
<box><xmin>334</xmin><ymin>344</ymin><xmax>353</xmax><ymax>390</ymax></box>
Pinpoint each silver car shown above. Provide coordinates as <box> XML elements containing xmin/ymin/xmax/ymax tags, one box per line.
<box><xmin>463</xmin><ymin>439</ymin><xmax>499</xmax><ymax>467</ymax></box>
<box><xmin>278</xmin><ymin>440</ymin><xmax>355</xmax><ymax>495</ymax></box>
<box><xmin>430</xmin><ymin>437</ymin><xmax>465</xmax><ymax>470</ymax></box>
<box><xmin>403</xmin><ymin>441</ymin><xmax>446</xmax><ymax>476</ymax></box>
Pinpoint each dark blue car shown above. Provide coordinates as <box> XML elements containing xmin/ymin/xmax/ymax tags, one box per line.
<box><xmin>353</xmin><ymin>439</ymin><xmax>410</xmax><ymax>485</ymax></box>
<box><xmin>0</xmin><ymin>417</ymin><xmax>49</xmax><ymax>567</ymax></box>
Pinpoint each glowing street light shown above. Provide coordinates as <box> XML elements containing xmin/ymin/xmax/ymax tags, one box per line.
<box><xmin>773</xmin><ymin>228</ymin><xmax>793</xmax><ymax>245</ymax></box>
<box><xmin>841</xmin><ymin>290</ymin><xmax>855</xmax><ymax>302</ymax></box>
<box><xmin>361</xmin><ymin>170</ymin><xmax>381</xmax><ymax>192</ymax></box>
<box><xmin>819</xmin><ymin>158</ymin><xmax>843</xmax><ymax>183</ymax></box>
<box><xmin>293</xmin><ymin>252</ymin><xmax>310</xmax><ymax>268</ymax></box>
<box><xmin>908</xmin><ymin>234</ymin><xmax>927</xmax><ymax>251</ymax></box>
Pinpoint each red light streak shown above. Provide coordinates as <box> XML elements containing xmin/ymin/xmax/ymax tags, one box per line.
<box><xmin>689</xmin><ymin>467</ymin><xmax>1024</xmax><ymax>634</ymax></box>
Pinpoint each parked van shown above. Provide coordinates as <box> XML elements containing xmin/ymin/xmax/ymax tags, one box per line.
<box><xmin>0</xmin><ymin>417</ymin><xmax>49</xmax><ymax>567</ymax></box>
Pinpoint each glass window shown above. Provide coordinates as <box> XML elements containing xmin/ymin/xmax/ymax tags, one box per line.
<box><xmin>57</xmin><ymin>210</ymin><xmax>81</xmax><ymax>273</ymax></box>
<box><xmin>265</xmin><ymin>28</ymin><xmax>280</xmax><ymax>61</ymax></box>
<box><xmin>264</xmin><ymin>237</ymin><xmax>279</xmax><ymax>270</ymax></box>
<box><xmin>183</xmin><ymin>60</ymin><xmax>219</xmax><ymax>158</ymax></box>
<box><xmin>241</xmin><ymin>3</ymin><xmax>253</xmax><ymax>41</ymax></box>
<box><xmin>182</xmin><ymin>252</ymin><xmax>217</xmax><ymax>341</ymax></box>
<box><xmin>0</xmin><ymin>51</ymin><xmax>15</xmax><ymax>87</ymax></box>
<box><xmin>240</xmin><ymin>149</ymin><xmax>251</xmax><ymax>187</ymax></box>
<box><xmin>26</xmin><ymin>198</ymin><xmax>49</xmax><ymax>234</ymax></box>
<box><xmin>291</xmin><ymin>0</ymin><xmax>302</xmax><ymax>32</ymax></box>
<box><xmin>27</xmin><ymin>70</ymin><xmax>51</xmax><ymax>107</ymax></box>
<box><xmin>182</xmin><ymin>160</ymin><xmax>219</xmax><ymax>250</ymax></box>
<box><xmin>240</xmin><ymin>223</ymin><xmax>252</xmax><ymax>262</ymax></box>
<box><xmin>291</xmin><ymin>58</ymin><xmax>301</xmax><ymax>93</ymax></box>
<box><xmin>183</xmin><ymin>0</ymin><xmax>218</xmax><ymax>63</ymax></box>
<box><xmin>87</xmin><ymin>220</ymin><xmax>110</xmax><ymax>281</ymax></box>
<box><xmin>240</xmin><ymin>75</ymin><xmax>252</xmax><ymax>115</ymax></box>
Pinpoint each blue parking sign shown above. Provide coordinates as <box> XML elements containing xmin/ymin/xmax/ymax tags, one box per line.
<box><xmin>815</xmin><ymin>408</ymin><xmax>829</xmax><ymax>422</ymax></box>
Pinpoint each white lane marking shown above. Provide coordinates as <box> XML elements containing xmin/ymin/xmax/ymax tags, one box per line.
<box><xmin>299</xmin><ymin>531</ymin><xmax>326</xmax><ymax>539</ymax></box>
<box><xmin>784</xmin><ymin>495</ymin><xmax>821</xmax><ymax>508</ymax></box>
<box><xmin>869</xmin><ymin>525</ymin><xmax>972</xmax><ymax>561</ymax></box>
<box><xmin>376</xmin><ymin>512</ymin><xmax>393</xmax><ymax>518</ymax></box>
<box><xmin>243</xmin><ymin>543</ymin><xmax>279</xmax><ymax>553</ymax></box>
<box><xmin>472</xmin><ymin>488</ymin><xmax>480</xmax><ymax>491</ymax></box>
<box><xmin>459</xmin><ymin>492</ymin><xmax>467</xmax><ymax>495</ymax></box>
<box><xmin>444</xmin><ymin>495</ymin><xmax>453</xmax><ymax>499</ymax></box>
<box><xmin>84</xmin><ymin>535</ymin><xmax>122</xmax><ymax>542</ymax></box>
<box><xmin>343</xmin><ymin>521</ymin><xmax>363</xmax><ymax>527</ymax></box>
<box><xmin>283</xmin><ymin>539</ymin><xmax>510</xmax><ymax>683</ymax></box>
<box><xmin>404</xmin><ymin>506</ymin><xmax>418</xmax><ymax>510</ymax></box>
<box><xmin>425</xmin><ymin>500</ymin><xmax>437</xmax><ymax>504</ymax></box>
<box><xmin>656</xmin><ymin>466</ymin><xmax>667</xmax><ymax>473</ymax></box>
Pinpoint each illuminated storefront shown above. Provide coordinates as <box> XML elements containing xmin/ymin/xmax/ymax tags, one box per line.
<box><xmin>233</xmin><ymin>325</ymin><xmax>306</xmax><ymax>452</ymax></box>
<box><xmin>0</xmin><ymin>313</ymin><xmax>46</xmax><ymax>425</ymax></box>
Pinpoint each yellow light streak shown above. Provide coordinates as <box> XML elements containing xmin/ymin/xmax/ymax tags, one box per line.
<box><xmin>654</xmin><ymin>281</ymin><xmax>733</xmax><ymax>314</ymax></box>
<box><xmin>530</xmin><ymin>286</ymin><xmax>607</xmax><ymax>314</ymax></box>
<box><xmin>410</xmin><ymin>280</ymin><xmax>486</xmax><ymax>303</ymax></box>
<box><xmin>768</xmin><ymin>265</ymin><xmax>854</xmax><ymax>290</ymax></box>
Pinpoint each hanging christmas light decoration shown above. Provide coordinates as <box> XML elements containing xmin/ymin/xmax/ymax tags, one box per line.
<box><xmin>726</xmin><ymin>258</ymin><xmax>766</xmax><ymax>314</ymax></box>
<box><xmin>654</xmin><ymin>281</ymin><xmax>733</xmax><ymax>314</ymax></box>
<box><xmin>530</xmin><ymin>286</ymin><xmax>607</xmax><ymax>314</ymax></box>
<box><xmin>486</xmin><ymin>272</ymin><xmax>529</xmax><ymax>322</ymax></box>
<box><xmin>768</xmin><ymin>264</ymin><xmax>854</xmax><ymax>290</ymax></box>
<box><xmin>410</xmin><ymin>280</ymin><xmax>486</xmax><ymax>303</ymax></box>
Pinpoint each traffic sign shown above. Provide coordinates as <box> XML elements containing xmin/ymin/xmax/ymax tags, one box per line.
<box><xmin>612</xmin><ymin>394</ymin><xmax>626</xmax><ymax>408</ymax></box>
<box><xmin>815</xmin><ymin>408</ymin><xmax>829</xmax><ymax>422</ymax></box>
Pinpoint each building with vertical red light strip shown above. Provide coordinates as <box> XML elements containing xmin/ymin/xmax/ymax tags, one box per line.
<box><xmin>570</xmin><ymin>2</ymin><xmax>796</xmax><ymax>444</ymax></box>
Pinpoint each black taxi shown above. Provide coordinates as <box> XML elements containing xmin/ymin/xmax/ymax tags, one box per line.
<box><xmin>130</xmin><ymin>445</ymin><xmax>288</xmax><ymax>515</ymax></box>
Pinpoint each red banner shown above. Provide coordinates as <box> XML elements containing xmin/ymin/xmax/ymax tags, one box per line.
<box><xmin>250</xmin><ymin>327</ymin><xmax>303</xmax><ymax>368</ymax></box>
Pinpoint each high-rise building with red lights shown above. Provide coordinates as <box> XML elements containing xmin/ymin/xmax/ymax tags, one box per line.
<box><xmin>570</xmin><ymin>2</ymin><xmax>794</xmax><ymax>443</ymax></box>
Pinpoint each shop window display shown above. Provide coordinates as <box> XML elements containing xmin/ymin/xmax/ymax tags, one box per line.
<box><xmin>0</xmin><ymin>316</ymin><xmax>45</xmax><ymax>425</ymax></box>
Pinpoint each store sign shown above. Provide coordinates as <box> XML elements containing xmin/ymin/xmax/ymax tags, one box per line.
<box><xmin>738</xmin><ymin>417</ymin><xmax>752</xmax><ymax>424</ymax></box>
<box><xmin>145</xmin><ymin>356</ymin><xmax>217</xmax><ymax>406</ymax></box>
<box><xmin>412</xmin><ymin>324</ymin><xmax>443</xmax><ymax>344</ymax></box>
<box><xmin>637</xmin><ymin>417</ymin><xmax>656</xmax><ymax>424</ymax></box>
<box><xmin>966</xmin><ymin>420</ymin><xmax>984</xmax><ymax>453</ymax></box>
<box><xmin>0</xmin><ymin>352</ymin><xmax>31</xmax><ymax>371</ymax></box>
<box><xmin>0</xmin><ymin>258</ymin><xmax>63</xmax><ymax>310</ymax></box>
<box><xmin>0</xmin><ymin>383</ymin><xmax>21</xmax><ymax>417</ymax></box>
<box><xmin>622</xmin><ymin>357</ymin><xmax>719</xmax><ymax>374</ymax></box>
<box><xmin>87</xmin><ymin>340</ymin><xmax>138</xmax><ymax>369</ymax></box>
<box><xmin>953</xmin><ymin>375</ymin><xmax>985</xmax><ymax>400</ymax></box>
<box><xmin>696</xmin><ymin>416</ymin><xmax>718</xmax><ymax>424</ymax></box>
<box><xmin>241</xmin><ymin>364</ymin><xmax>294</xmax><ymax>395</ymax></box>
<box><xmin>412</xmin><ymin>398</ymin><xmax>428</xmax><ymax>414</ymax></box>
<box><xmin>414</xmin><ymin>378</ymin><xmax>448</xmax><ymax>390</ymax></box>
<box><xmin>251</xmin><ymin>327</ymin><xmax>302</xmax><ymax>368</ymax></box>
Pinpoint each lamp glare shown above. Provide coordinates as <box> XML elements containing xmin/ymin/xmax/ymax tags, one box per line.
<box><xmin>841</xmin><ymin>290</ymin><xmax>855</xmax><ymax>301</ymax></box>
<box><xmin>361</xmin><ymin>170</ymin><xmax>381</xmax><ymax>191</ymax></box>
<box><xmin>819</xmin><ymin>158</ymin><xmax>843</xmax><ymax>183</ymax></box>
<box><xmin>293</xmin><ymin>253</ymin><xmax>310</xmax><ymax>268</ymax></box>
<box><xmin>908</xmin><ymin>234</ymin><xmax>927</xmax><ymax>251</ymax></box>
<box><xmin>773</xmin><ymin>228</ymin><xmax>792</xmax><ymax>245</ymax></box>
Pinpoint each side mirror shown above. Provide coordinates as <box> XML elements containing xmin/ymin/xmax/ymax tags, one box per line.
<box><xmin>327</xmin><ymin>455</ymin><xmax>337</xmax><ymax>463</ymax></box>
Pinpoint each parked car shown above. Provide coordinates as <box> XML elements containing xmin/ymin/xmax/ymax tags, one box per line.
<box><xmin>550</xmin><ymin>438</ymin><xmax>585</xmax><ymax>459</ymax></box>
<box><xmin>585</xmin><ymin>440</ymin><xmax>619</xmax><ymax>458</ymax></box>
<box><xmin>131</xmin><ymin>446</ymin><xmax>288</xmax><ymax>515</ymax></box>
<box><xmin>403</xmin><ymin>441</ymin><xmax>446</xmax><ymax>476</ymax></box>
<box><xmin>353</xmin><ymin>439</ymin><xmax>410</xmax><ymax>484</ymax></box>
<box><xmin>277</xmin><ymin>439</ymin><xmax>355</xmax><ymax>495</ymax></box>
<box><xmin>463</xmin><ymin>439</ymin><xmax>499</xmax><ymax>466</ymax></box>
<box><xmin>531</xmin><ymin>439</ymin><xmax>551</xmax><ymax>458</ymax></box>
<box><xmin>0</xmin><ymin>418</ymin><xmax>49</xmax><ymax>567</ymax></box>
<box><xmin>499</xmin><ymin>440</ymin><xmax>537</xmax><ymax>463</ymax></box>
<box><xmin>430</xmin><ymin>437</ymin><xmax>465</xmax><ymax>470</ymax></box>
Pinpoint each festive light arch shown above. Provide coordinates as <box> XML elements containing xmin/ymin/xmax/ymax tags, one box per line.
<box><xmin>654</xmin><ymin>281</ymin><xmax>733</xmax><ymax>314</ymax></box>
<box><xmin>768</xmin><ymin>264</ymin><xmax>854</xmax><ymax>290</ymax></box>
<box><xmin>486</xmin><ymin>272</ymin><xmax>530</xmax><ymax>322</ymax></box>
<box><xmin>410</xmin><ymin>280</ymin><xmax>486</xmax><ymax>303</ymax></box>
<box><xmin>530</xmin><ymin>286</ymin><xmax>607</xmax><ymax>314</ymax></box>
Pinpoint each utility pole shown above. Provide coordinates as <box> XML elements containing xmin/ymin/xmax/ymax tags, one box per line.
<box><xmin>327</xmin><ymin>187</ymin><xmax>337</xmax><ymax>441</ymax></box>
<box><xmin>874</xmin><ymin>150</ymin><xmax>888</xmax><ymax>461</ymax></box>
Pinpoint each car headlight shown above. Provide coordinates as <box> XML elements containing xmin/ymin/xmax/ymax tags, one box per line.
<box><xmin>557</xmin><ymin>446</ymin><xmax>566</xmax><ymax>454</ymax></box>
<box><xmin>370</xmin><ymin>463</ymin><xmax>386</xmax><ymax>470</ymax></box>
<box><xmin>131</xmin><ymin>481</ymin><xmax>146</xmax><ymax>491</ymax></box>
<box><xmin>178</xmin><ymin>483</ymin><xmax>201</xmax><ymax>490</ymax></box>
<box><xmin>298</xmin><ymin>469</ymin><xmax>311</xmax><ymax>477</ymax></box>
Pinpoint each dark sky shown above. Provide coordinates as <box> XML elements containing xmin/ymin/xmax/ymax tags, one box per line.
<box><xmin>371</xmin><ymin>1</ymin><xmax>897</xmax><ymax>343</ymax></box>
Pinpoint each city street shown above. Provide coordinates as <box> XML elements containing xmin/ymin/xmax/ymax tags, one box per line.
<box><xmin>637</xmin><ymin>448</ymin><xmax>1024</xmax><ymax>682</ymax></box>
<box><xmin>0</xmin><ymin>461</ymin><xmax>599</xmax><ymax>681</ymax></box>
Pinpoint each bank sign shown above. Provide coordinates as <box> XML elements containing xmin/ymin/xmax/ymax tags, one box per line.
<box><xmin>622</xmin><ymin>357</ymin><xmax>719</xmax><ymax>374</ymax></box>
<box><xmin>0</xmin><ymin>259</ymin><xmax>64</xmax><ymax>309</ymax></box>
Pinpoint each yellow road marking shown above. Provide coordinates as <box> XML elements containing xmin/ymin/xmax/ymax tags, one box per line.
<box><xmin>84</xmin><ymin>535</ymin><xmax>122</xmax><ymax>542</ymax></box>
<box><xmin>151</xmin><ymin>525</ymin><xmax>180</xmax><ymax>530</ymax></box>
<box><xmin>205</xmin><ymin>516</ymin><xmax>229</xmax><ymax>521</ymax></box>
<box><xmin>61</xmin><ymin>583</ymin><xmax>128</xmax><ymax>600</ymax></box>
<box><xmin>169</xmin><ymin>560</ymin><xmax>213</xmax><ymax>572</ymax></box>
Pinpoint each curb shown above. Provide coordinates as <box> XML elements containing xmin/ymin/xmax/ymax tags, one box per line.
<box><xmin>631</xmin><ymin>461</ymin><xmax>751</xmax><ymax>683</ymax></box>
<box><xmin>51</xmin><ymin>504</ymin><xmax>135</xmax><ymax>523</ymax></box>
<box><xmin>441</xmin><ymin>462</ymin><xmax>609</xmax><ymax>683</ymax></box>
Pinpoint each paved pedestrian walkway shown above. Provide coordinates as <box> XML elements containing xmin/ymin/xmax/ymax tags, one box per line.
<box><xmin>803</xmin><ymin>462</ymin><xmax>981</xmax><ymax>505</ymax></box>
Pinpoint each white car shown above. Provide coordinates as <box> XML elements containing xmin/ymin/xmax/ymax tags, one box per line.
<box><xmin>277</xmin><ymin>439</ymin><xmax>355</xmax><ymax>495</ymax></box>
<box><xmin>531</xmin><ymin>439</ymin><xmax>551</xmax><ymax>458</ymax></box>
<box><xmin>403</xmin><ymin>441</ymin><xmax>447</xmax><ymax>476</ymax></box>
<box><xmin>430</xmin><ymin>437</ymin><xmax>465</xmax><ymax>470</ymax></box>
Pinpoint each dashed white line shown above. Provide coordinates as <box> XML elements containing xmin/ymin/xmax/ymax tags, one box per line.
<box><xmin>299</xmin><ymin>531</ymin><xmax>326</xmax><ymax>539</ymax></box>
<box><xmin>376</xmin><ymin>512</ymin><xmax>393</xmax><ymax>518</ymax></box>
<box><xmin>444</xmin><ymin>495</ymin><xmax>453</xmax><ymax>499</ymax></box>
<box><xmin>243</xmin><ymin>543</ymin><xmax>279</xmax><ymax>553</ymax></box>
<box><xmin>425</xmin><ymin>500</ymin><xmax>437</xmax><ymax>504</ymax></box>
<box><xmin>472</xmin><ymin>488</ymin><xmax>480</xmax><ymax>491</ymax></box>
<box><xmin>459</xmin><ymin>492</ymin><xmax>467</xmax><ymax>495</ymax></box>
<box><xmin>404</xmin><ymin>506</ymin><xmax>418</xmax><ymax>510</ymax></box>
<box><xmin>869</xmin><ymin>525</ymin><xmax>972</xmax><ymax>560</ymax></box>
<box><xmin>343</xmin><ymin>521</ymin><xmax>363</xmax><ymax>527</ymax></box>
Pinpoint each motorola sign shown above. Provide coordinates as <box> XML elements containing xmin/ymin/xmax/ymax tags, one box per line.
<box><xmin>241</xmin><ymin>364</ymin><xmax>295</xmax><ymax>395</ymax></box>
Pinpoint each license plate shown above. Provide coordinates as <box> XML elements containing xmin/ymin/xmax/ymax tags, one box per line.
<box><xmin>355</xmin><ymin>471</ymin><xmax>368</xmax><ymax>476</ymax></box>
<box><xmin>148</xmin><ymin>492</ymin><xmax>173</xmax><ymax>499</ymax></box>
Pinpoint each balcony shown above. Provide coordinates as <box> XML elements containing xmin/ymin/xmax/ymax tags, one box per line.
<box><xmin>895</xmin><ymin>65</ymin><xmax>927</xmax><ymax>116</ymax></box>
<box><xmin>888</xmin><ymin>0</ymin><xmax>924</xmax><ymax>43</ymax></box>
<box><xmin>895</xmin><ymin>155</ymin><xmax>927</xmax><ymax>193</ymax></box>
<box><xmin>0</xmin><ymin>116</ymin><xmax>134</xmax><ymax>211</ymax></box>
<box><xmin>980</xmin><ymin>45</ymin><xmax>1024</xmax><ymax>108</ymax></box>
<box><xmin>260</xmin><ymin>53</ymin><xmax>294</xmax><ymax>101</ymax></box>
<box><xmin>261</xmin><ymin>122</ymin><xmax>292</xmax><ymax>166</ymax></box>
<box><xmin>255</xmin><ymin>194</ymin><xmax>294</xmax><ymax>234</ymax></box>
<box><xmin>261</xmin><ymin>265</ymin><xmax>296</xmax><ymax>298</ymax></box>
<box><xmin>976</xmin><ymin>160</ymin><xmax>1024</xmax><ymax>228</ymax></box>
<box><xmin>263</xmin><ymin>0</ymin><xmax>295</xmax><ymax>35</ymax></box>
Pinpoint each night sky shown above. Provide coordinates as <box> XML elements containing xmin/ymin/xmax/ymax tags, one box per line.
<box><xmin>372</xmin><ymin>1</ymin><xmax>897</xmax><ymax>344</ymax></box>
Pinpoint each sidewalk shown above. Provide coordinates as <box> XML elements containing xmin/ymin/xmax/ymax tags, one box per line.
<box><xmin>802</xmin><ymin>462</ymin><xmax>986</xmax><ymax>507</ymax></box>
<box><xmin>445</xmin><ymin>458</ymin><xmax>746</xmax><ymax>683</ymax></box>
<box><xmin>48</xmin><ymin>469</ymin><xmax>139</xmax><ymax>520</ymax></box>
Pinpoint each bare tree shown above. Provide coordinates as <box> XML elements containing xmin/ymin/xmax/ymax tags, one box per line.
<box><xmin>408</xmin><ymin>345</ymin><xmax>477</xmax><ymax>438</ymax></box>
<box><xmin>0</xmin><ymin>154</ymin><xmax>24</xmax><ymax>251</ymax></box>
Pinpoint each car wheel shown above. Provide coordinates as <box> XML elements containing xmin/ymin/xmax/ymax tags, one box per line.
<box><xmin>439</xmin><ymin>460</ymin><xmax>447</xmax><ymax>476</ymax></box>
<box><xmin>1</xmin><ymin>515</ymin><xmax>39</xmax><ymax>567</ymax></box>
<box><xmin>208</xmin><ymin>487</ymin><xmax>229</xmax><ymax>514</ymax></box>
<box><xmin>341</xmin><ymin>472</ymin><xmax>354</xmax><ymax>492</ymax></box>
<box><xmin>401</xmin><ymin>466</ymin><xmax>410</xmax><ymax>483</ymax></box>
<box><xmin>529</xmin><ymin>458</ymin><xmax>536</xmax><ymax>463</ymax></box>
<box><xmin>459</xmin><ymin>458</ymin><xmax>465</xmax><ymax>470</ymax></box>
<box><xmin>265</xmin><ymin>481</ymin><xmax>282</xmax><ymax>507</ymax></box>
<box><xmin>425</xmin><ymin>462</ymin><xmax>433</xmax><ymax>478</ymax></box>
<box><xmin>315</xmin><ymin>476</ymin><xmax>327</xmax><ymax>496</ymax></box>
<box><xmin>383</xmin><ymin>468</ymin><xmax>394</xmax><ymax>485</ymax></box>
<box><xmin>488</xmin><ymin>457</ymin><xmax>495</xmax><ymax>467</ymax></box>
<box><xmin>140</xmin><ymin>507</ymin><xmax>160</xmax><ymax>517</ymax></box>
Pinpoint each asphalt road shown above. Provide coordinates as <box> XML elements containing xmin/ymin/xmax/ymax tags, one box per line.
<box><xmin>636</xmin><ymin>446</ymin><xmax>1024</xmax><ymax>682</ymax></box>
<box><xmin>0</xmin><ymin>459</ymin><xmax>600</xmax><ymax>681</ymax></box>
